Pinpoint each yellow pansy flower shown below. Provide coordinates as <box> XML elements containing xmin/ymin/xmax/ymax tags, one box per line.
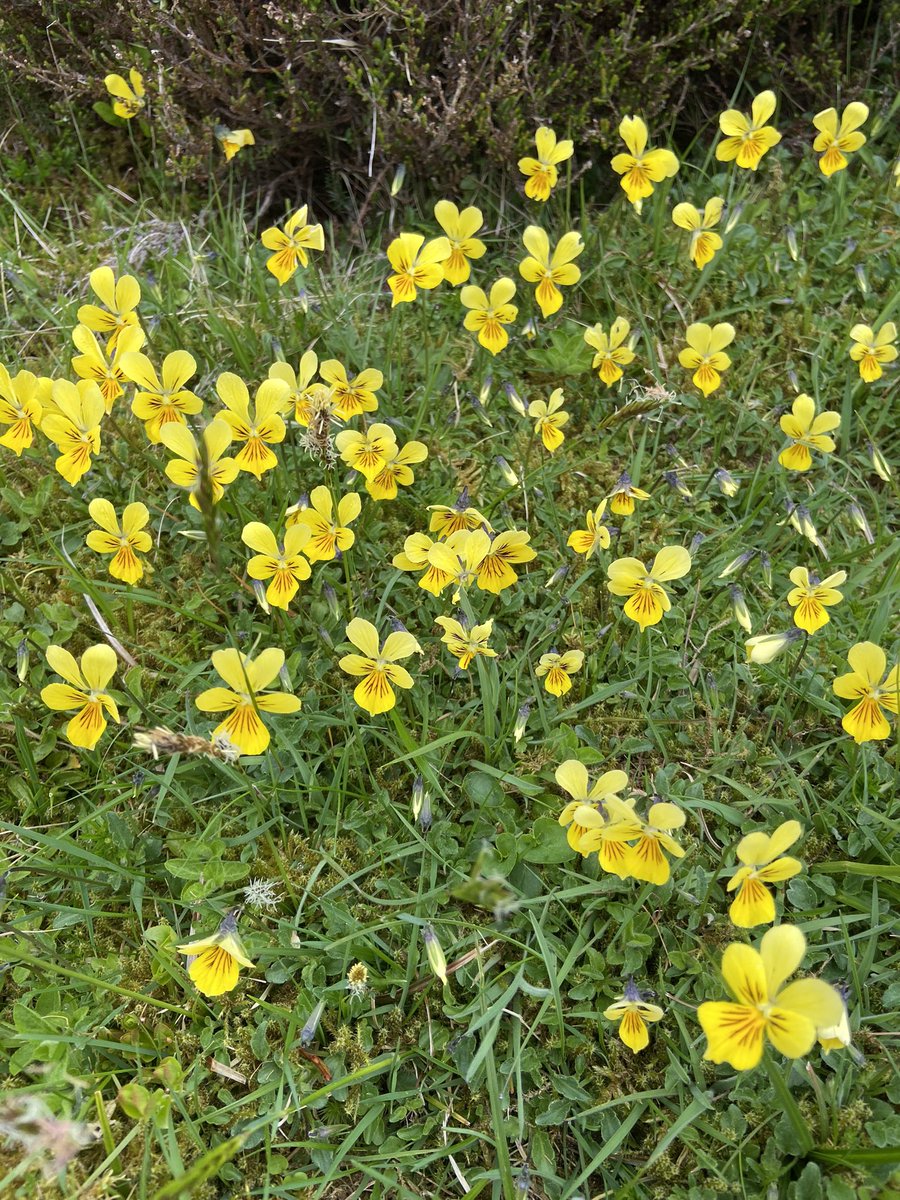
<box><xmin>786</xmin><ymin>567</ymin><xmax>846</xmax><ymax>633</ymax></box>
<box><xmin>268</xmin><ymin>351</ymin><xmax>332</xmax><ymax>426</ymax></box>
<box><xmin>0</xmin><ymin>365</ymin><xmax>44</xmax><ymax>456</ymax></box>
<box><xmin>442</xmin><ymin>528</ymin><xmax>537</xmax><ymax>595</ymax></box>
<box><xmin>567</xmin><ymin>501</ymin><xmax>611</xmax><ymax>560</ymax></box>
<box><xmin>528</xmin><ymin>388</ymin><xmax>569</xmax><ymax>452</ymax></box>
<box><xmin>698</xmin><ymin>925</ymin><xmax>843</xmax><ymax>1070</ymax></box>
<box><xmin>241</xmin><ymin>521</ymin><xmax>312</xmax><ymax>609</ymax></box>
<box><xmin>604</xmin><ymin>980</ymin><xmax>665</xmax><ymax>1054</ymax></box>
<box><xmin>777</xmin><ymin>394</ymin><xmax>839</xmax><ymax>471</ymax></box>
<box><xmin>715</xmin><ymin>90</ymin><xmax>781</xmax><ymax>170</ymax></box>
<box><xmin>610</xmin><ymin>116</ymin><xmax>679</xmax><ymax>210</ymax></box>
<box><xmin>261</xmin><ymin>206</ymin><xmax>325</xmax><ymax>285</ymax></box>
<box><xmin>104</xmin><ymin>68</ymin><xmax>145</xmax><ymax>119</ymax></box>
<box><xmin>42</xmin><ymin>380</ymin><xmax>105</xmax><ymax>486</ymax></box>
<box><xmin>392</xmin><ymin>533</ymin><xmax>457</xmax><ymax>596</ymax></box>
<box><xmin>177</xmin><ymin>912</ymin><xmax>255</xmax><ymax>997</ymax></box>
<box><xmin>727</xmin><ymin>821</ymin><xmax>803</xmax><ymax>928</ymax></box>
<box><xmin>518</xmin><ymin>126</ymin><xmax>574</xmax><ymax>202</ymax></box>
<box><xmin>289</xmin><ymin>485</ymin><xmax>361</xmax><ymax>562</ymax></box>
<box><xmin>159</xmin><ymin>418</ymin><xmax>239</xmax><ymax>509</ymax></box>
<box><xmin>832</xmin><ymin>641</ymin><xmax>899</xmax><ymax>744</ymax></box>
<box><xmin>427</xmin><ymin>495</ymin><xmax>491</xmax><ymax>537</ymax></box>
<box><xmin>555</xmin><ymin>760</ymin><xmax>630</xmax><ymax>852</ymax></box>
<box><xmin>572</xmin><ymin>795</ymin><xmax>639</xmax><ymax>880</ymax></box>
<box><xmin>672</xmin><ymin>197</ymin><xmax>724</xmax><ymax>269</ymax></box>
<box><xmin>218</xmin><ymin>128</ymin><xmax>255</xmax><ymax>161</ymax></box>
<box><xmin>518</xmin><ymin>227</ymin><xmax>583</xmax><ymax>318</ymax></box>
<box><xmin>607</xmin><ymin>471</ymin><xmax>650</xmax><ymax>516</ymax></box>
<box><xmin>460</xmin><ymin>278</ymin><xmax>518</xmax><ymax>355</ymax></box>
<box><xmin>678</xmin><ymin>322</ymin><xmax>735</xmax><ymax>396</ymax></box>
<box><xmin>339</xmin><ymin>618</ymin><xmax>422</xmax><ymax>715</ymax></box>
<box><xmin>434</xmin><ymin>616</ymin><xmax>496</xmax><ymax>670</ymax></box>
<box><xmin>628</xmin><ymin>801</ymin><xmax>686</xmax><ymax>885</ymax></box>
<box><xmin>215</xmin><ymin>373</ymin><xmax>288</xmax><ymax>478</ymax></box>
<box><xmin>77</xmin><ymin>267</ymin><xmax>142</xmax><ymax>350</ymax></box>
<box><xmin>335</xmin><ymin>422</ymin><xmax>397</xmax><ymax>480</ymax></box>
<box><xmin>386</xmin><ymin>232</ymin><xmax>451</xmax><ymax>305</ymax></box>
<box><xmin>584</xmin><ymin>318</ymin><xmax>635</xmax><ymax>385</ymax></box>
<box><xmin>365</xmin><ymin>439</ymin><xmax>428</xmax><ymax>500</ymax></box>
<box><xmin>606</xmin><ymin>545</ymin><xmax>692</xmax><ymax>631</ymax></box>
<box><xmin>812</xmin><ymin>103</ymin><xmax>868</xmax><ymax>176</ymax></box>
<box><xmin>71</xmin><ymin>324</ymin><xmax>144</xmax><ymax>413</ymax></box>
<box><xmin>86</xmin><ymin>499</ymin><xmax>152</xmax><ymax>584</ymax></box>
<box><xmin>434</xmin><ymin>201</ymin><xmax>486</xmax><ymax>285</ymax></box>
<box><xmin>849</xmin><ymin>322</ymin><xmax>897</xmax><ymax>382</ymax></box>
<box><xmin>41</xmin><ymin>643</ymin><xmax>119</xmax><ymax>750</ymax></box>
<box><xmin>120</xmin><ymin>348</ymin><xmax>203</xmax><ymax>443</ymax></box>
<box><xmin>319</xmin><ymin>360</ymin><xmax>382</xmax><ymax>420</ymax></box>
<box><xmin>535</xmin><ymin>649</ymin><xmax>583</xmax><ymax>697</ymax></box>
<box><xmin>195</xmin><ymin>647</ymin><xmax>301</xmax><ymax>756</ymax></box>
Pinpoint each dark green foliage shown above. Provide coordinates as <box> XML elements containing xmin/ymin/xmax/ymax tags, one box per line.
<box><xmin>0</xmin><ymin>0</ymin><xmax>897</xmax><ymax>204</ymax></box>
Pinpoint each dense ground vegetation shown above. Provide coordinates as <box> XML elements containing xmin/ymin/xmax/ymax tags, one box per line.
<box><xmin>0</xmin><ymin>56</ymin><xmax>898</xmax><ymax>1200</ymax></box>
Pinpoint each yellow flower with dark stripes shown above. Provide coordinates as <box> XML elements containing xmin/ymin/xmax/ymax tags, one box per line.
<box><xmin>288</xmin><ymin>486</ymin><xmax>360</xmax><ymax>562</ymax></box>
<box><xmin>77</xmin><ymin>266</ymin><xmax>142</xmax><ymax>350</ymax></box>
<box><xmin>777</xmin><ymin>394</ymin><xmax>839</xmax><ymax>471</ymax></box>
<box><xmin>610</xmin><ymin>116</ymin><xmax>678</xmax><ymax>209</ymax></box>
<box><xmin>518</xmin><ymin>127</ymin><xmax>573</xmax><ymax>202</ymax></box>
<box><xmin>386</xmin><ymin>232</ymin><xmax>450</xmax><ymax>305</ymax></box>
<box><xmin>319</xmin><ymin>360</ymin><xmax>382</xmax><ymax>420</ymax></box>
<box><xmin>528</xmin><ymin>388</ymin><xmax>569</xmax><ymax>452</ymax></box>
<box><xmin>216</xmin><ymin>373</ymin><xmax>289</xmax><ymax>479</ymax></box>
<box><xmin>786</xmin><ymin>567</ymin><xmax>846</xmax><ymax>633</ymax></box>
<box><xmin>812</xmin><ymin>103</ymin><xmax>868</xmax><ymax>176</ymax></box>
<box><xmin>606</xmin><ymin>545</ymin><xmax>691</xmax><ymax>630</ymax></box>
<box><xmin>435</xmin><ymin>616</ymin><xmax>496</xmax><ymax>670</ymax></box>
<box><xmin>0</xmin><ymin>365</ymin><xmax>44</xmax><ymax>456</ymax></box>
<box><xmin>727</xmin><ymin>821</ymin><xmax>803</xmax><ymax>928</ymax></box>
<box><xmin>194</xmin><ymin>647</ymin><xmax>301</xmax><ymax>756</ymax></box>
<box><xmin>120</xmin><ymin>347</ymin><xmax>202</xmax><ymax>443</ymax></box>
<box><xmin>518</xmin><ymin>227</ymin><xmax>583</xmax><ymax>318</ymax></box>
<box><xmin>41</xmin><ymin>643</ymin><xmax>119</xmax><ymax>750</ymax></box>
<box><xmin>678</xmin><ymin>322</ymin><xmax>735</xmax><ymax>396</ymax></box>
<box><xmin>241</xmin><ymin>521</ymin><xmax>312</xmax><ymax>609</ymax></box>
<box><xmin>434</xmin><ymin>201</ymin><xmax>486</xmax><ymax>285</ymax></box>
<box><xmin>339</xmin><ymin>618</ymin><xmax>422</xmax><ymax>716</ymax></box>
<box><xmin>672</xmin><ymin>197</ymin><xmax>724</xmax><ymax>269</ymax></box>
<box><xmin>535</xmin><ymin>650</ymin><xmax>583</xmax><ymax>697</ymax></box>
<box><xmin>159</xmin><ymin>419</ymin><xmax>239</xmax><ymax>508</ymax></box>
<box><xmin>604</xmin><ymin>980</ymin><xmax>664</xmax><ymax>1054</ymax></box>
<box><xmin>698</xmin><ymin>925</ymin><xmax>842</xmax><ymax>1070</ymax></box>
<box><xmin>567</xmin><ymin>501</ymin><xmax>611</xmax><ymax>560</ymax></box>
<box><xmin>261</xmin><ymin>206</ymin><xmax>325</xmax><ymax>285</ymax></box>
<box><xmin>715</xmin><ymin>91</ymin><xmax>781</xmax><ymax>171</ymax></box>
<box><xmin>460</xmin><ymin>279</ymin><xmax>518</xmax><ymax>355</ymax></box>
<box><xmin>104</xmin><ymin>69</ymin><xmax>145</xmax><ymax>119</ymax></box>
<box><xmin>42</xmin><ymin>380</ymin><xmax>105</xmax><ymax>486</ymax></box>
<box><xmin>86</xmin><ymin>499</ymin><xmax>152</xmax><ymax>584</ymax></box>
<box><xmin>832</xmin><ymin>642</ymin><xmax>899</xmax><ymax>744</ymax></box>
<box><xmin>177</xmin><ymin>911</ymin><xmax>255</xmax><ymax>997</ymax></box>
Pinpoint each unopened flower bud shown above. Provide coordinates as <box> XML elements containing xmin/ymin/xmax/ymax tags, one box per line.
<box><xmin>715</xmin><ymin>468</ymin><xmax>739</xmax><ymax>497</ymax></box>
<box><xmin>759</xmin><ymin>551</ymin><xmax>772</xmax><ymax>589</ymax></box>
<box><xmin>252</xmin><ymin>578</ymin><xmax>271</xmax><ymax>614</ymax></box>
<box><xmin>868</xmin><ymin>442</ymin><xmax>892</xmax><ymax>482</ymax></box>
<box><xmin>514</xmin><ymin>701</ymin><xmax>530</xmax><ymax>743</ymax></box>
<box><xmin>422</xmin><ymin>924</ymin><xmax>447</xmax><ymax>985</ymax></box>
<box><xmin>689</xmin><ymin>532</ymin><xmax>705</xmax><ymax>557</ymax></box>
<box><xmin>504</xmin><ymin>382</ymin><xmax>527</xmax><ymax>417</ymax></box>
<box><xmin>390</xmin><ymin>164</ymin><xmax>406</xmax><ymax>196</ymax></box>
<box><xmin>718</xmin><ymin>550</ymin><xmax>754</xmax><ymax>578</ymax></box>
<box><xmin>545</xmin><ymin>565</ymin><xmax>569</xmax><ymax>589</ymax></box>
<box><xmin>495</xmin><ymin>456</ymin><xmax>518</xmax><ymax>486</ymax></box>
<box><xmin>854</xmin><ymin>264</ymin><xmax>868</xmax><ymax>295</ymax></box>
<box><xmin>663</xmin><ymin>470</ymin><xmax>692</xmax><ymax>499</ymax></box>
<box><xmin>479</xmin><ymin>375</ymin><xmax>492</xmax><ymax>406</ymax></box>
<box><xmin>725</xmin><ymin>203</ymin><xmax>743</xmax><ymax>233</ymax></box>
<box><xmin>847</xmin><ymin>501</ymin><xmax>874</xmax><ymax>544</ymax></box>
<box><xmin>786</xmin><ymin>226</ymin><xmax>799</xmax><ymax>261</ymax></box>
<box><xmin>522</xmin><ymin>317</ymin><xmax>538</xmax><ymax>341</ymax></box>
<box><xmin>323</xmin><ymin>583</ymin><xmax>339</xmax><ymax>619</ymax></box>
<box><xmin>300</xmin><ymin>1000</ymin><xmax>325</xmax><ymax>1047</ymax></box>
<box><xmin>745</xmin><ymin>628</ymin><xmax>803</xmax><ymax>664</ymax></box>
<box><xmin>16</xmin><ymin>640</ymin><xmax>28</xmax><ymax>682</ymax></box>
<box><xmin>729</xmin><ymin>585</ymin><xmax>752</xmax><ymax>634</ymax></box>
